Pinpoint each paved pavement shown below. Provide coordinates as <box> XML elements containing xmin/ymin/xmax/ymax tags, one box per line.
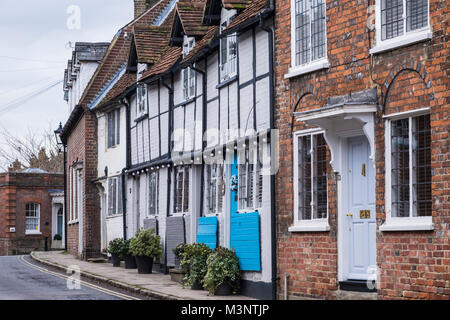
<box><xmin>31</xmin><ymin>251</ymin><xmax>254</xmax><ymax>300</ymax></box>
<box><xmin>0</xmin><ymin>255</ymin><xmax>133</xmax><ymax>300</ymax></box>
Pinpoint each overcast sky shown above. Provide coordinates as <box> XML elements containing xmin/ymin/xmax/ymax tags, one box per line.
<box><xmin>0</xmin><ymin>0</ymin><xmax>133</xmax><ymax>145</ymax></box>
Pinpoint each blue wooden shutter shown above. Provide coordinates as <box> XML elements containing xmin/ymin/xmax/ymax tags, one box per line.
<box><xmin>197</xmin><ymin>217</ymin><xmax>218</xmax><ymax>249</ymax></box>
<box><xmin>230</xmin><ymin>212</ymin><xmax>261</xmax><ymax>271</ymax></box>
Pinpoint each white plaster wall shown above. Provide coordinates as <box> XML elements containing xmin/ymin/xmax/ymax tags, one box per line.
<box><xmin>97</xmin><ymin>104</ymin><xmax>127</xmax><ymax>177</ymax></box>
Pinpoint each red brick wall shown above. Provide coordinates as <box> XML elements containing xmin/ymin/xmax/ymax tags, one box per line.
<box><xmin>0</xmin><ymin>172</ymin><xmax>63</xmax><ymax>255</ymax></box>
<box><xmin>65</xmin><ymin>107</ymin><xmax>100</xmax><ymax>260</ymax></box>
<box><xmin>274</xmin><ymin>0</ymin><xmax>449</xmax><ymax>299</ymax></box>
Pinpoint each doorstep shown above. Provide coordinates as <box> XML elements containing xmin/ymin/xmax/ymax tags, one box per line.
<box><xmin>30</xmin><ymin>251</ymin><xmax>255</xmax><ymax>300</ymax></box>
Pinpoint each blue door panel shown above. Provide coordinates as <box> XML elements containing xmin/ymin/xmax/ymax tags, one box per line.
<box><xmin>197</xmin><ymin>216</ymin><xmax>218</xmax><ymax>249</ymax></box>
<box><xmin>230</xmin><ymin>212</ymin><xmax>261</xmax><ymax>271</ymax></box>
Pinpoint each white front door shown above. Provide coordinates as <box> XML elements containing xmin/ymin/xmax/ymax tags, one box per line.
<box><xmin>346</xmin><ymin>136</ymin><xmax>376</xmax><ymax>280</ymax></box>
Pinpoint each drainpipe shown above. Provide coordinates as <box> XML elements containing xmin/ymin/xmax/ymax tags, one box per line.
<box><xmin>258</xmin><ymin>1</ymin><xmax>276</xmax><ymax>300</ymax></box>
<box><xmin>120</xmin><ymin>97</ymin><xmax>131</xmax><ymax>240</ymax></box>
<box><xmin>160</xmin><ymin>74</ymin><xmax>174</xmax><ymax>275</ymax></box>
<box><xmin>190</xmin><ymin>64</ymin><xmax>207</xmax><ymax>219</ymax></box>
<box><xmin>63</xmin><ymin>144</ymin><xmax>68</xmax><ymax>250</ymax></box>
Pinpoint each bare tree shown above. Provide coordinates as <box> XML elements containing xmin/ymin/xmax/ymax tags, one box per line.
<box><xmin>0</xmin><ymin>124</ymin><xmax>63</xmax><ymax>173</ymax></box>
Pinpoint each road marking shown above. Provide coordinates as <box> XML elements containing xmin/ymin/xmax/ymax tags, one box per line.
<box><xmin>19</xmin><ymin>255</ymin><xmax>141</xmax><ymax>300</ymax></box>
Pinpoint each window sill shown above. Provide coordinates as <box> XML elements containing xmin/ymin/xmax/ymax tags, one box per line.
<box><xmin>175</xmin><ymin>97</ymin><xmax>195</xmax><ymax>108</ymax></box>
<box><xmin>380</xmin><ymin>218</ymin><xmax>434</xmax><ymax>232</ymax></box>
<box><xmin>288</xmin><ymin>220</ymin><xmax>330</xmax><ymax>232</ymax></box>
<box><xmin>370</xmin><ymin>29</ymin><xmax>432</xmax><ymax>55</ymax></box>
<box><xmin>25</xmin><ymin>231</ymin><xmax>42</xmax><ymax>235</ymax></box>
<box><xmin>134</xmin><ymin>113</ymin><xmax>148</xmax><ymax>123</ymax></box>
<box><xmin>284</xmin><ymin>59</ymin><xmax>330</xmax><ymax>79</ymax></box>
<box><xmin>106</xmin><ymin>214</ymin><xmax>123</xmax><ymax>219</ymax></box>
<box><xmin>216</xmin><ymin>74</ymin><xmax>238</xmax><ymax>89</ymax></box>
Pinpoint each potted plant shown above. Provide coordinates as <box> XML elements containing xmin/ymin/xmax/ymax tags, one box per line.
<box><xmin>173</xmin><ymin>242</ymin><xmax>188</xmax><ymax>270</ymax></box>
<box><xmin>51</xmin><ymin>234</ymin><xmax>63</xmax><ymax>249</ymax></box>
<box><xmin>129</xmin><ymin>228</ymin><xmax>162</xmax><ymax>274</ymax></box>
<box><xmin>123</xmin><ymin>239</ymin><xmax>137</xmax><ymax>269</ymax></box>
<box><xmin>108</xmin><ymin>238</ymin><xmax>126</xmax><ymax>267</ymax></box>
<box><xmin>204</xmin><ymin>247</ymin><xmax>240</xmax><ymax>295</ymax></box>
<box><xmin>181</xmin><ymin>243</ymin><xmax>212</xmax><ymax>290</ymax></box>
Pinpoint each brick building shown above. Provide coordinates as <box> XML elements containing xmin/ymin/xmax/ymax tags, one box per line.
<box><xmin>274</xmin><ymin>0</ymin><xmax>448</xmax><ymax>299</ymax></box>
<box><xmin>0</xmin><ymin>169</ymin><xmax>64</xmax><ymax>256</ymax></box>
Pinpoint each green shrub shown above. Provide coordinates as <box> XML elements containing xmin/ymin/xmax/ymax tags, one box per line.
<box><xmin>108</xmin><ymin>238</ymin><xmax>127</xmax><ymax>259</ymax></box>
<box><xmin>53</xmin><ymin>234</ymin><xmax>62</xmax><ymax>241</ymax></box>
<box><xmin>173</xmin><ymin>242</ymin><xmax>188</xmax><ymax>259</ymax></box>
<box><xmin>181</xmin><ymin>243</ymin><xmax>213</xmax><ymax>287</ymax></box>
<box><xmin>129</xmin><ymin>228</ymin><xmax>162</xmax><ymax>258</ymax></box>
<box><xmin>203</xmin><ymin>247</ymin><xmax>241</xmax><ymax>294</ymax></box>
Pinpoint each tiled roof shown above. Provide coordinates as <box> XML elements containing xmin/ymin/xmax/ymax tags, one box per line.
<box><xmin>175</xmin><ymin>0</ymin><xmax>210</xmax><ymax>37</ymax></box>
<box><xmin>225</xmin><ymin>0</ymin><xmax>269</xmax><ymax>31</ymax></box>
<box><xmin>80</xmin><ymin>0</ymin><xmax>176</xmax><ymax>108</ymax></box>
<box><xmin>180</xmin><ymin>25</ymin><xmax>218</xmax><ymax>65</ymax></box>
<box><xmin>222</xmin><ymin>0</ymin><xmax>252</xmax><ymax>10</ymax></box>
<box><xmin>140</xmin><ymin>46</ymin><xmax>182</xmax><ymax>81</ymax></box>
<box><xmin>133</xmin><ymin>25</ymin><xmax>171</xmax><ymax>64</ymax></box>
<box><xmin>98</xmin><ymin>73</ymin><xmax>137</xmax><ymax>108</ymax></box>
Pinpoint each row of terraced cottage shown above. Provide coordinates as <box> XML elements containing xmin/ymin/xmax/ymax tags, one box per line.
<box><xmin>59</xmin><ymin>0</ymin><xmax>448</xmax><ymax>299</ymax></box>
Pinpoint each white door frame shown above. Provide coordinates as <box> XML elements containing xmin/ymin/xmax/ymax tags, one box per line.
<box><xmin>294</xmin><ymin>104</ymin><xmax>377</xmax><ymax>283</ymax></box>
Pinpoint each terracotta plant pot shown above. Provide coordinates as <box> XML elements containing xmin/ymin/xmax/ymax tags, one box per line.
<box><xmin>111</xmin><ymin>254</ymin><xmax>121</xmax><ymax>267</ymax></box>
<box><xmin>124</xmin><ymin>254</ymin><xmax>137</xmax><ymax>269</ymax></box>
<box><xmin>135</xmin><ymin>256</ymin><xmax>154</xmax><ymax>274</ymax></box>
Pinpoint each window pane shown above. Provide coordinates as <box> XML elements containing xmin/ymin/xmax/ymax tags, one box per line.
<box><xmin>26</xmin><ymin>203</ymin><xmax>40</xmax><ymax>231</ymax></box>
<box><xmin>183</xmin><ymin>168</ymin><xmax>189</xmax><ymax>212</ymax></box>
<box><xmin>238</xmin><ymin>150</ymin><xmax>248</xmax><ymax>210</ymax></box>
<box><xmin>118</xmin><ymin>177</ymin><xmax>123</xmax><ymax>214</ymax></box>
<box><xmin>247</xmin><ymin>150</ymin><xmax>255</xmax><ymax>209</ymax></box>
<box><xmin>298</xmin><ymin>135</ymin><xmax>312</xmax><ymax>220</ymax></box>
<box><xmin>313</xmin><ymin>134</ymin><xmax>327</xmax><ymax>219</ymax></box>
<box><xmin>381</xmin><ymin>0</ymin><xmax>404</xmax><ymax>40</ymax></box>
<box><xmin>406</xmin><ymin>0</ymin><xmax>428</xmax><ymax>31</ymax></box>
<box><xmin>311</xmin><ymin>0</ymin><xmax>326</xmax><ymax>61</ymax></box>
<box><xmin>412</xmin><ymin>114</ymin><xmax>431</xmax><ymax>216</ymax></box>
<box><xmin>295</xmin><ymin>0</ymin><xmax>311</xmax><ymax>65</ymax></box>
<box><xmin>391</xmin><ymin>118</ymin><xmax>410</xmax><ymax>217</ymax></box>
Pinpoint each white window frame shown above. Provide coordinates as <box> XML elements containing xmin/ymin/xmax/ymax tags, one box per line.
<box><xmin>286</xmin><ymin>0</ymin><xmax>329</xmax><ymax>79</ymax></box>
<box><xmin>370</xmin><ymin>0</ymin><xmax>431</xmax><ymax>54</ymax></box>
<box><xmin>107</xmin><ymin>177</ymin><xmax>123</xmax><ymax>217</ymax></box>
<box><xmin>76</xmin><ymin>168</ymin><xmax>83</xmax><ymax>222</ymax></box>
<box><xmin>173</xmin><ymin>165</ymin><xmax>189</xmax><ymax>215</ymax></box>
<box><xmin>219</xmin><ymin>9</ymin><xmax>238</xmax><ymax>82</ymax></box>
<box><xmin>148</xmin><ymin>171</ymin><xmax>159</xmax><ymax>217</ymax></box>
<box><xmin>107</xmin><ymin>109</ymin><xmax>120</xmax><ymax>149</ymax></box>
<box><xmin>182</xmin><ymin>37</ymin><xmax>196</xmax><ymax>101</ymax></box>
<box><xmin>136</xmin><ymin>83</ymin><xmax>148</xmax><ymax>118</ymax></box>
<box><xmin>205</xmin><ymin>163</ymin><xmax>225</xmax><ymax>216</ymax></box>
<box><xmin>289</xmin><ymin>128</ymin><xmax>330</xmax><ymax>232</ymax></box>
<box><xmin>237</xmin><ymin>145</ymin><xmax>263</xmax><ymax>213</ymax></box>
<box><xmin>25</xmin><ymin>203</ymin><xmax>41</xmax><ymax>235</ymax></box>
<box><xmin>381</xmin><ymin>107</ymin><xmax>433</xmax><ymax>231</ymax></box>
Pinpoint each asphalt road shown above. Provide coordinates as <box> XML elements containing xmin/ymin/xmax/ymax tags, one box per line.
<box><xmin>0</xmin><ymin>255</ymin><xmax>139</xmax><ymax>300</ymax></box>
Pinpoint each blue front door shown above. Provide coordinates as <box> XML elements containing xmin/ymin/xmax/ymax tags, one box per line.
<box><xmin>229</xmin><ymin>152</ymin><xmax>261</xmax><ymax>271</ymax></box>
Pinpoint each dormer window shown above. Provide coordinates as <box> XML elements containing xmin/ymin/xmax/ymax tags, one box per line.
<box><xmin>220</xmin><ymin>11</ymin><xmax>237</xmax><ymax>81</ymax></box>
<box><xmin>182</xmin><ymin>37</ymin><xmax>196</xmax><ymax>100</ymax></box>
<box><xmin>136</xmin><ymin>83</ymin><xmax>148</xmax><ymax>118</ymax></box>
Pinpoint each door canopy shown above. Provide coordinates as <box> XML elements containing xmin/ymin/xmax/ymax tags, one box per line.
<box><xmin>294</xmin><ymin>88</ymin><xmax>378</xmax><ymax>173</ymax></box>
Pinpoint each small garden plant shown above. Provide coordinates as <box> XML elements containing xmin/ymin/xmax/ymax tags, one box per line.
<box><xmin>204</xmin><ymin>247</ymin><xmax>241</xmax><ymax>294</ymax></box>
<box><xmin>129</xmin><ymin>228</ymin><xmax>162</xmax><ymax>258</ymax></box>
<box><xmin>180</xmin><ymin>243</ymin><xmax>213</xmax><ymax>287</ymax></box>
<box><xmin>108</xmin><ymin>238</ymin><xmax>127</xmax><ymax>259</ymax></box>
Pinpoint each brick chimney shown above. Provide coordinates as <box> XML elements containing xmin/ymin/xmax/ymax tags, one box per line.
<box><xmin>134</xmin><ymin>0</ymin><xmax>159</xmax><ymax>19</ymax></box>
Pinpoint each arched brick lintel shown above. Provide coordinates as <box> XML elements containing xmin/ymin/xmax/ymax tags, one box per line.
<box><xmin>382</xmin><ymin>60</ymin><xmax>432</xmax><ymax>109</ymax></box>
